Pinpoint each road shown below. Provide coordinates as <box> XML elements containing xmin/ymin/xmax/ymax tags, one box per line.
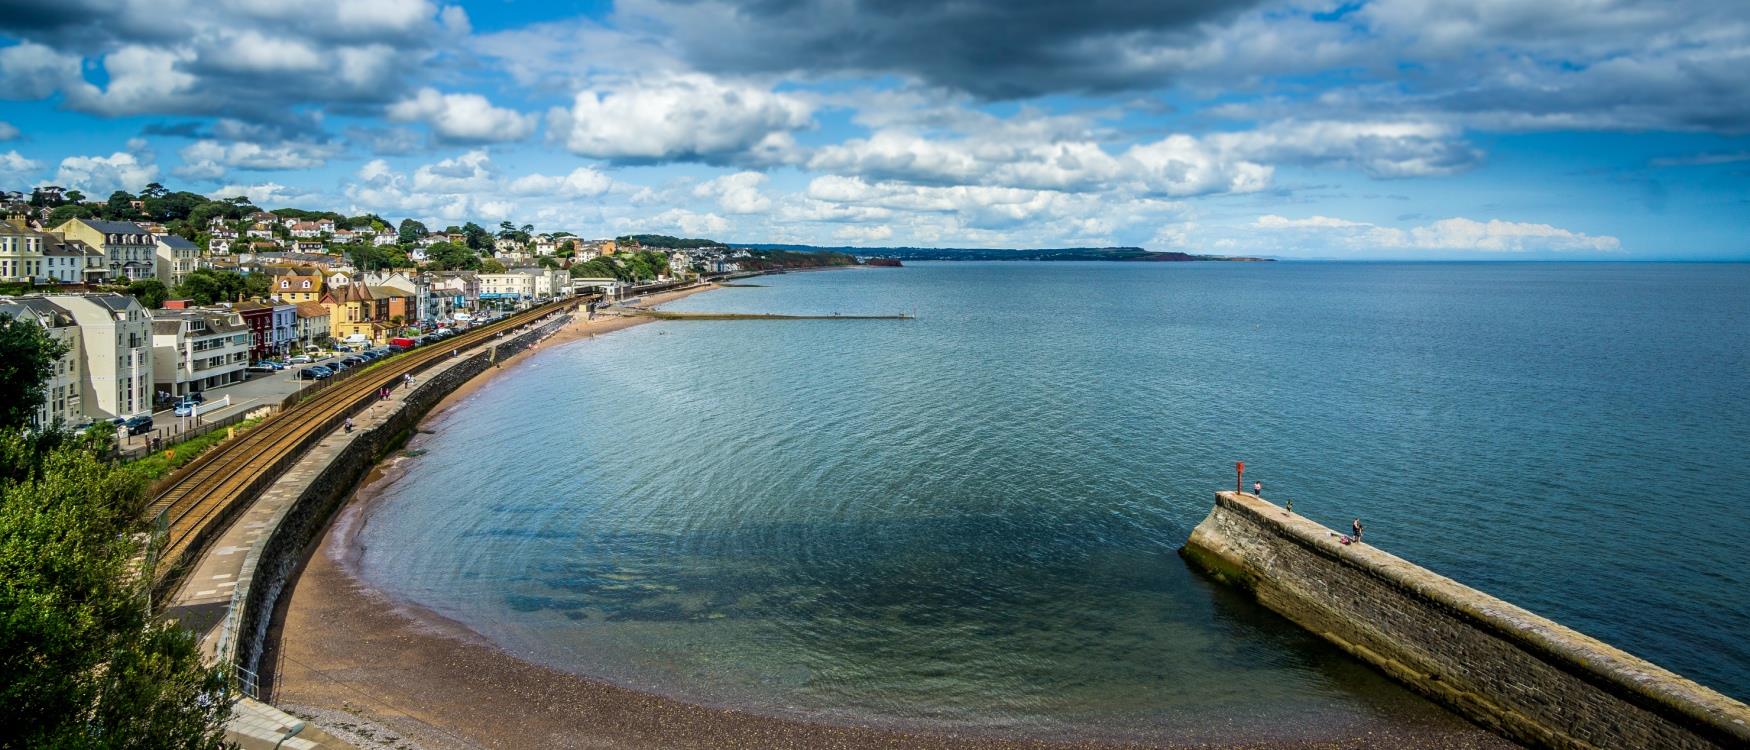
<box><xmin>122</xmin><ymin>353</ymin><xmax>356</xmax><ymax>450</ymax></box>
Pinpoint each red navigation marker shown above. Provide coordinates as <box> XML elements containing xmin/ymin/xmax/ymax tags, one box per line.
<box><xmin>1235</xmin><ymin>461</ymin><xmax>1245</xmax><ymax>492</ymax></box>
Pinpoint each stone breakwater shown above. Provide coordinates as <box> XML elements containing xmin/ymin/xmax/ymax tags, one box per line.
<box><xmin>1181</xmin><ymin>491</ymin><xmax>1750</xmax><ymax>750</ymax></box>
<box><xmin>214</xmin><ymin>314</ymin><xmax>573</xmax><ymax>696</ymax></box>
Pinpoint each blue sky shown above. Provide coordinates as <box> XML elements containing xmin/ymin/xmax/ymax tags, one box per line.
<box><xmin>1</xmin><ymin>0</ymin><xmax>1746</xmax><ymax>259</ymax></box>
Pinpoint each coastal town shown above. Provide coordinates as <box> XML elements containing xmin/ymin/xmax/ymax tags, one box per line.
<box><xmin>0</xmin><ymin>183</ymin><xmax>828</xmax><ymax>438</ymax></box>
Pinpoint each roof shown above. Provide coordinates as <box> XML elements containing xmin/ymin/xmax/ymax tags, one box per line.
<box><xmin>78</xmin><ymin>219</ymin><xmax>153</xmax><ymax>235</ymax></box>
<box><xmin>156</xmin><ymin>234</ymin><xmax>197</xmax><ymax>250</ymax></box>
<box><xmin>0</xmin><ymin>297</ymin><xmax>74</xmax><ymax>325</ymax></box>
<box><xmin>322</xmin><ymin>282</ymin><xmax>375</xmax><ymax>304</ymax></box>
<box><xmin>367</xmin><ymin>285</ymin><xmax>411</xmax><ymax>298</ymax></box>
<box><xmin>294</xmin><ymin>301</ymin><xmax>329</xmax><ymax>318</ymax></box>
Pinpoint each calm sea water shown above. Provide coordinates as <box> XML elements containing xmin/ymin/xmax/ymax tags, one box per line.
<box><xmin>354</xmin><ymin>262</ymin><xmax>1750</xmax><ymax>743</ymax></box>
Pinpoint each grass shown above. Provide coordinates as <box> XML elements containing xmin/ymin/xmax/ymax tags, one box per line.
<box><xmin>128</xmin><ymin>417</ymin><xmax>265</xmax><ymax>482</ymax></box>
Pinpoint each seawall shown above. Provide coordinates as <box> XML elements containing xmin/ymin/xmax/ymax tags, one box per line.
<box><xmin>211</xmin><ymin>314</ymin><xmax>572</xmax><ymax>700</ymax></box>
<box><xmin>1182</xmin><ymin>491</ymin><xmax>1750</xmax><ymax>749</ymax></box>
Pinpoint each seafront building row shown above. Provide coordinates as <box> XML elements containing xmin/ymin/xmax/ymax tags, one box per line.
<box><xmin>0</xmin><ymin>205</ymin><xmax>755</xmax><ymax>428</ymax></box>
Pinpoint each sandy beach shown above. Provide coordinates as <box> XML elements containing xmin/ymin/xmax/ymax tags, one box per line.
<box><xmin>263</xmin><ymin>279</ymin><xmax>1514</xmax><ymax>750</ymax></box>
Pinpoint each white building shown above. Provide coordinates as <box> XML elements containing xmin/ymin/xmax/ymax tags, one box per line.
<box><xmin>0</xmin><ymin>296</ymin><xmax>84</xmax><ymax>427</ymax></box>
<box><xmin>150</xmin><ymin>305</ymin><xmax>250</xmax><ymax>398</ymax></box>
<box><xmin>39</xmin><ymin>293</ymin><xmax>153</xmax><ymax>418</ymax></box>
<box><xmin>154</xmin><ymin>234</ymin><xmax>200</xmax><ymax>288</ymax></box>
<box><xmin>0</xmin><ymin>222</ymin><xmax>45</xmax><ymax>283</ymax></box>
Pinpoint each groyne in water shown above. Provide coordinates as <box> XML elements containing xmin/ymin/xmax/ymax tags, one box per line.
<box><xmin>625</xmin><ymin>310</ymin><xmax>912</xmax><ymax>320</ymax></box>
<box><xmin>1181</xmin><ymin>491</ymin><xmax>1750</xmax><ymax>749</ymax></box>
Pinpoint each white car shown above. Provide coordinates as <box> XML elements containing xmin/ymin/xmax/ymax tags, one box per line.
<box><xmin>288</xmin><ymin>354</ymin><xmax>313</xmax><ymax>364</ymax></box>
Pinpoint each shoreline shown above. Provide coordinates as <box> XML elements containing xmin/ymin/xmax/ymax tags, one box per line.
<box><xmin>266</xmin><ymin>279</ymin><xmax>1511</xmax><ymax>750</ymax></box>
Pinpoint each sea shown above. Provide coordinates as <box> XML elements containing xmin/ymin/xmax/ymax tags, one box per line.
<box><xmin>350</xmin><ymin>261</ymin><xmax>1750</xmax><ymax>744</ymax></box>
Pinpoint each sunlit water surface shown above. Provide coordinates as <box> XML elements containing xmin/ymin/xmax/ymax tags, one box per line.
<box><xmin>353</xmin><ymin>262</ymin><xmax>1750</xmax><ymax>743</ymax></box>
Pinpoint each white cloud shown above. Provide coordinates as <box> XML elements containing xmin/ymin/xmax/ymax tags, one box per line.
<box><xmin>0</xmin><ymin>42</ymin><xmax>81</xmax><ymax>100</ymax></box>
<box><xmin>546</xmin><ymin>73</ymin><xmax>812</xmax><ymax>164</ymax></box>
<box><xmin>175</xmin><ymin>138</ymin><xmax>343</xmax><ymax>180</ymax></box>
<box><xmin>210</xmin><ymin>181</ymin><xmax>318</xmax><ymax>206</ymax></box>
<box><xmin>51</xmin><ymin>151</ymin><xmax>159</xmax><ymax>196</ymax></box>
<box><xmin>411</xmin><ymin>149</ymin><xmax>495</xmax><ymax>192</ymax></box>
<box><xmin>388</xmin><ymin>88</ymin><xmax>538</xmax><ymax>143</ymax></box>
<box><xmin>693</xmin><ymin>171</ymin><xmax>772</xmax><ymax>214</ymax></box>
<box><xmin>1</xmin><ymin>150</ymin><xmax>41</xmax><ymax>183</ymax></box>
<box><xmin>1207</xmin><ymin>120</ymin><xmax>1482</xmax><ymax>178</ymax></box>
<box><xmin>834</xmin><ymin>224</ymin><xmax>893</xmax><ymax>242</ymax></box>
<box><xmin>507</xmin><ymin>167</ymin><xmax>614</xmax><ymax>197</ymax></box>
<box><xmin>0</xmin><ymin>122</ymin><xmax>19</xmax><ymax>141</ymax></box>
<box><xmin>646</xmin><ymin>208</ymin><xmax>731</xmax><ymax>236</ymax></box>
<box><xmin>1253</xmin><ymin>214</ymin><xmax>1623</xmax><ymax>253</ymax></box>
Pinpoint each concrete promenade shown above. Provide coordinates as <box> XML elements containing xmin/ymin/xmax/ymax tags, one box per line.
<box><xmin>162</xmin><ymin>311</ymin><xmax>575</xmax><ymax>749</ymax></box>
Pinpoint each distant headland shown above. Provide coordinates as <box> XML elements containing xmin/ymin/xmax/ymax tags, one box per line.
<box><xmin>623</xmin><ymin>235</ymin><xmax>1272</xmax><ymax>263</ymax></box>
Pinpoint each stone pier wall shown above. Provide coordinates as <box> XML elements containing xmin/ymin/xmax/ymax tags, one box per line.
<box><xmin>1182</xmin><ymin>491</ymin><xmax>1750</xmax><ymax>750</ymax></box>
<box><xmin>221</xmin><ymin>315</ymin><xmax>570</xmax><ymax>691</ymax></box>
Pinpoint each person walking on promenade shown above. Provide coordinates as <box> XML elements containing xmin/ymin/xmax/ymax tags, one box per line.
<box><xmin>1253</xmin><ymin>480</ymin><xmax>1263</xmax><ymax>497</ymax></box>
<box><xmin>344</xmin><ymin>417</ymin><xmax>353</xmax><ymax>434</ymax></box>
<box><xmin>1352</xmin><ymin>518</ymin><xmax>1364</xmax><ymax>544</ymax></box>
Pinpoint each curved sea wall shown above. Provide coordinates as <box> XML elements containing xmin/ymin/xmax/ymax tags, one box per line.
<box><xmin>1182</xmin><ymin>491</ymin><xmax>1750</xmax><ymax>750</ymax></box>
<box><xmin>213</xmin><ymin>315</ymin><xmax>572</xmax><ymax>697</ymax></box>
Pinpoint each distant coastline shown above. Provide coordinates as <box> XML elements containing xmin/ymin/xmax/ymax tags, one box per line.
<box><xmin>747</xmin><ymin>243</ymin><xmax>1274</xmax><ymax>263</ymax></box>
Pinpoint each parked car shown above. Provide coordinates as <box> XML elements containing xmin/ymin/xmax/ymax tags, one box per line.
<box><xmin>389</xmin><ymin>336</ymin><xmax>418</xmax><ymax>349</ymax></box>
<box><xmin>297</xmin><ymin>366</ymin><xmax>333</xmax><ymax>380</ymax></box>
<box><xmin>247</xmin><ymin>362</ymin><xmax>278</xmax><ymax>373</ymax></box>
<box><xmin>288</xmin><ymin>354</ymin><xmax>313</xmax><ymax>364</ymax></box>
<box><xmin>119</xmin><ymin>415</ymin><xmax>154</xmax><ymax>435</ymax></box>
<box><xmin>341</xmin><ymin>356</ymin><xmax>366</xmax><ymax>368</ymax></box>
<box><xmin>172</xmin><ymin>398</ymin><xmax>201</xmax><ymax>417</ymax></box>
<box><xmin>184</xmin><ymin>391</ymin><xmax>205</xmax><ymax>404</ymax></box>
<box><xmin>387</xmin><ymin>343</ymin><xmax>410</xmax><ymax>353</ymax></box>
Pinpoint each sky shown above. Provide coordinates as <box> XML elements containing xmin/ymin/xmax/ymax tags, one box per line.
<box><xmin>0</xmin><ymin>0</ymin><xmax>1746</xmax><ymax>260</ymax></box>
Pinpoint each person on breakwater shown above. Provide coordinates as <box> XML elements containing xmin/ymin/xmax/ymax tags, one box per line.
<box><xmin>1352</xmin><ymin>518</ymin><xmax>1364</xmax><ymax>543</ymax></box>
<box><xmin>1253</xmin><ymin>480</ymin><xmax>1263</xmax><ymax>497</ymax></box>
<box><xmin>1284</xmin><ymin>498</ymin><xmax>1293</xmax><ymax>516</ymax></box>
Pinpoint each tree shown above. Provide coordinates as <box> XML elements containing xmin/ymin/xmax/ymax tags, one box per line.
<box><xmin>427</xmin><ymin>242</ymin><xmax>478</xmax><ymax>271</ymax></box>
<box><xmin>244</xmin><ymin>271</ymin><xmax>271</xmax><ymax>300</ymax></box>
<box><xmin>174</xmin><ymin>269</ymin><xmax>250</xmax><ymax>304</ymax></box>
<box><xmin>125</xmin><ymin>279</ymin><xmax>169</xmax><ymax>309</ymax></box>
<box><xmin>397</xmin><ymin>218</ymin><xmax>427</xmax><ymax>244</ymax></box>
<box><xmin>0</xmin><ymin>431</ymin><xmax>232</xmax><ymax>747</ymax></box>
<box><xmin>536</xmin><ymin>255</ymin><xmax>560</xmax><ymax>269</ymax></box>
<box><xmin>139</xmin><ymin>182</ymin><xmax>169</xmax><ymax>199</ymax></box>
<box><xmin>461</xmin><ymin>222</ymin><xmax>489</xmax><ymax>250</ymax></box>
<box><xmin>0</xmin><ymin>314</ymin><xmax>68</xmax><ymax>431</ymax></box>
<box><xmin>105</xmin><ymin>191</ymin><xmax>139</xmax><ymax>219</ymax></box>
<box><xmin>47</xmin><ymin>204</ymin><xmax>96</xmax><ymax>226</ymax></box>
<box><xmin>63</xmin><ymin>190</ymin><xmax>85</xmax><ymax>204</ymax></box>
<box><xmin>479</xmin><ymin>257</ymin><xmax>507</xmax><ymax>274</ymax></box>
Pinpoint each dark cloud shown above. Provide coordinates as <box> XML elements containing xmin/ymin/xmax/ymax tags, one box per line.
<box><xmin>139</xmin><ymin>121</ymin><xmax>207</xmax><ymax>138</ymax></box>
<box><xmin>619</xmin><ymin>0</ymin><xmax>1262</xmax><ymax>99</ymax></box>
<box><xmin>0</xmin><ymin>0</ymin><xmax>464</xmax><ymax>123</ymax></box>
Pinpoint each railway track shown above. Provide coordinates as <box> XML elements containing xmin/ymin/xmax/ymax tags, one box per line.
<box><xmin>146</xmin><ymin>298</ymin><xmax>573</xmax><ymax>596</ymax></box>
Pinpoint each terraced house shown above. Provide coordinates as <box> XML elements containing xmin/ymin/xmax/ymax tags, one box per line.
<box><xmin>53</xmin><ymin>217</ymin><xmax>158</xmax><ymax>282</ymax></box>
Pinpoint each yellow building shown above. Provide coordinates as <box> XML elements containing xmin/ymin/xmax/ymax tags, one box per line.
<box><xmin>271</xmin><ymin>270</ymin><xmax>325</xmax><ymax>303</ymax></box>
<box><xmin>321</xmin><ymin>282</ymin><xmax>389</xmax><ymax>345</ymax></box>
<box><xmin>53</xmin><ymin>218</ymin><xmax>158</xmax><ymax>281</ymax></box>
